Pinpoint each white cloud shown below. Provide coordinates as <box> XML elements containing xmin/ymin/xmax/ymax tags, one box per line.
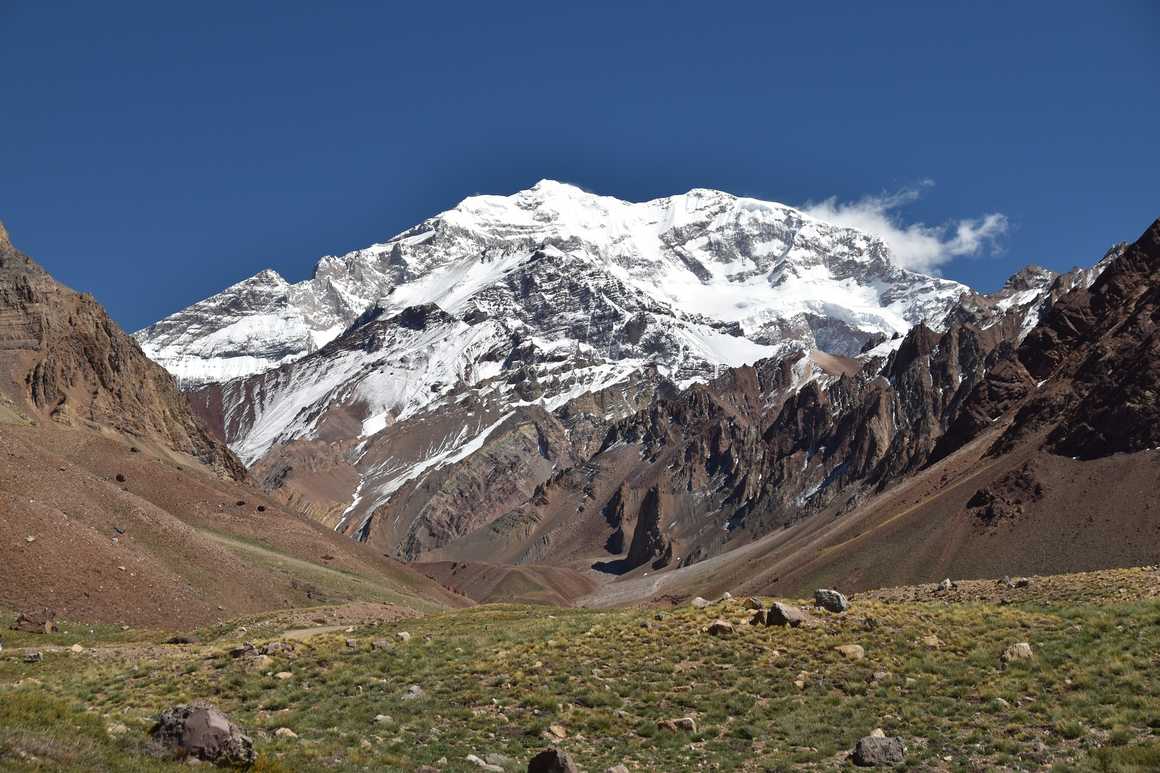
<box><xmin>801</xmin><ymin>182</ymin><xmax>1008</xmax><ymax>273</ymax></box>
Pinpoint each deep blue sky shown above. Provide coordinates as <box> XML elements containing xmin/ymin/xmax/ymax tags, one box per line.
<box><xmin>2</xmin><ymin>1</ymin><xmax>1157</xmax><ymax>331</ymax></box>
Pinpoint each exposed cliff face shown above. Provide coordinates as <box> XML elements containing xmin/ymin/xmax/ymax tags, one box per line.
<box><xmin>0</xmin><ymin>224</ymin><xmax>244</xmax><ymax>479</ymax></box>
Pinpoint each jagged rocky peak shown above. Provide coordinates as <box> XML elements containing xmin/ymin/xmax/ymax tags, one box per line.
<box><xmin>1001</xmin><ymin>264</ymin><xmax>1057</xmax><ymax>292</ymax></box>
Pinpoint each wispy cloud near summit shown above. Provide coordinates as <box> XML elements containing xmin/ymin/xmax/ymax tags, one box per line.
<box><xmin>802</xmin><ymin>182</ymin><xmax>1008</xmax><ymax>274</ymax></box>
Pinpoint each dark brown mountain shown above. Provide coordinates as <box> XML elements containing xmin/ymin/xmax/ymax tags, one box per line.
<box><xmin>0</xmin><ymin>224</ymin><xmax>468</xmax><ymax>626</ymax></box>
<box><xmin>0</xmin><ymin>222</ymin><xmax>243</xmax><ymax>479</ymax></box>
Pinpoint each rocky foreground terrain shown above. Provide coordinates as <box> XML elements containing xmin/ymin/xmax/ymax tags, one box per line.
<box><xmin>2</xmin><ymin>566</ymin><xmax>1158</xmax><ymax>771</ymax></box>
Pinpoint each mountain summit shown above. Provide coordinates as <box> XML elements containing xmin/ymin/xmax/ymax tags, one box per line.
<box><xmin>136</xmin><ymin>181</ymin><xmax>968</xmax><ymax>386</ymax></box>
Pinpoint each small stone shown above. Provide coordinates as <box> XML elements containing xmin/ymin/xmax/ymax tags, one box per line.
<box><xmin>374</xmin><ymin>714</ymin><xmax>393</xmax><ymax>724</ymax></box>
<box><xmin>719</xmin><ymin>591</ymin><xmax>733</xmax><ymax>601</ymax></box>
<box><xmin>24</xmin><ymin>535</ymin><xmax>35</xmax><ymax>543</ymax></box>
<box><xmin>371</xmin><ymin>638</ymin><xmax>390</xmax><ymax>650</ymax></box>
<box><xmin>23</xmin><ymin>650</ymin><xmax>42</xmax><ymax>663</ymax></box>
<box><xmin>936</xmin><ymin>578</ymin><xmax>954</xmax><ymax>592</ymax></box>
<box><xmin>814</xmin><ymin>588</ymin><xmax>849</xmax><ymax>613</ymax></box>
<box><xmin>1014</xmin><ymin>577</ymin><xmax>1032</xmax><ymax>588</ymax></box>
<box><xmin>690</xmin><ymin>597</ymin><xmax>710</xmax><ymax>609</ymax></box>
<box><xmin>1002</xmin><ymin>642</ymin><xmax>1034</xmax><ymax>663</ymax></box>
<box><xmin>402</xmin><ymin>684</ymin><xmax>424</xmax><ymax>700</ymax></box>
<box><xmin>547</xmin><ymin>723</ymin><xmax>567</xmax><ymax>739</ymax></box>
<box><xmin>919</xmin><ymin>635</ymin><xmax>943</xmax><ymax>649</ymax></box>
<box><xmin>345</xmin><ymin>638</ymin><xmax>358</xmax><ymax>649</ymax></box>
<box><xmin>852</xmin><ymin>735</ymin><xmax>905</xmax><ymax>767</ymax></box>
<box><xmin>465</xmin><ymin>753</ymin><xmax>503</xmax><ymax>772</ymax></box>
<box><xmin>274</xmin><ymin>671</ymin><xmax>293</xmax><ymax>680</ymax></box>
<box><xmin>835</xmin><ymin>644</ymin><xmax>865</xmax><ymax>660</ymax></box>
<box><xmin>605</xmin><ymin>766</ymin><xmax>630</xmax><ymax>773</ymax></box>
<box><xmin>527</xmin><ymin>747</ymin><xmax>580</xmax><ymax>773</ymax></box>
<box><xmin>396</xmin><ymin>631</ymin><xmax>412</xmax><ymax>642</ymax></box>
<box><xmin>744</xmin><ymin>597</ymin><xmax>764</xmax><ymax>610</ymax></box>
<box><xmin>870</xmin><ymin>727</ymin><xmax>886</xmax><ymax>738</ymax></box>
<box><xmin>273</xmin><ymin>727</ymin><xmax>297</xmax><ymax>739</ymax></box>
<box><xmin>484</xmin><ymin>752</ymin><xmax>517</xmax><ymax>769</ymax></box>
<box><xmin>106</xmin><ymin>722</ymin><xmax>129</xmax><ymax>736</ymax></box>
<box><xmin>69</xmin><ymin>643</ymin><xmax>84</xmax><ymax>654</ymax></box>
<box><xmin>871</xmin><ymin>670</ymin><xmax>890</xmax><ymax>683</ymax></box>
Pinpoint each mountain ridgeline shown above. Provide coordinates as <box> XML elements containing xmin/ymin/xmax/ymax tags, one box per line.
<box><xmin>130</xmin><ymin>183</ymin><xmax>1160</xmax><ymax>601</ymax></box>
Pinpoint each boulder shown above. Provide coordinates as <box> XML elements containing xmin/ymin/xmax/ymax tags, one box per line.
<box><xmin>165</xmin><ymin>634</ymin><xmax>201</xmax><ymax>645</ymax></box>
<box><xmin>12</xmin><ymin>608</ymin><xmax>57</xmax><ymax>634</ymax></box>
<box><xmin>748</xmin><ymin>610</ymin><xmax>766</xmax><ymax>625</ymax></box>
<box><xmin>1002</xmin><ymin>642</ymin><xmax>1034</xmax><ymax>663</ymax></box>
<box><xmin>260</xmin><ymin>641</ymin><xmax>294</xmax><ymax>656</ymax></box>
<box><xmin>707</xmin><ymin>619</ymin><xmax>735</xmax><ymax>636</ymax></box>
<box><xmin>814</xmin><ymin>588</ymin><xmax>849</xmax><ymax>613</ymax></box>
<box><xmin>150</xmin><ymin>701</ymin><xmax>255</xmax><ymax>766</ymax></box>
<box><xmin>527</xmin><ymin>747</ymin><xmax>580</xmax><ymax>773</ymax></box>
<box><xmin>765</xmin><ymin>601</ymin><xmax>811</xmax><ymax>627</ymax></box>
<box><xmin>403</xmin><ymin>684</ymin><xmax>424</xmax><ymax>700</ymax></box>
<box><xmin>835</xmin><ymin>644</ymin><xmax>865</xmax><ymax>660</ymax></box>
<box><xmin>690</xmin><ymin>597</ymin><xmax>710</xmax><ymax>609</ymax></box>
<box><xmin>852</xmin><ymin>735</ymin><xmax>905</xmax><ymax>767</ymax></box>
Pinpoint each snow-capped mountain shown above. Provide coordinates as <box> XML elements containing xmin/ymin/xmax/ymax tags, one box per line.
<box><xmin>137</xmin><ymin>180</ymin><xmax>968</xmax><ymax>386</ymax></box>
<box><xmin>137</xmin><ymin>180</ymin><xmax>989</xmax><ymax>558</ymax></box>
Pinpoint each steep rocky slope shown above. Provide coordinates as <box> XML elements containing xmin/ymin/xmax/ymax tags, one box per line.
<box><xmin>0</xmin><ymin>224</ymin><xmax>467</xmax><ymax>626</ymax></box>
<box><xmin>0</xmin><ymin>223</ymin><xmax>242</xmax><ymax>479</ymax></box>
<box><xmin>552</xmin><ymin>218</ymin><xmax>1159</xmax><ymax>600</ymax></box>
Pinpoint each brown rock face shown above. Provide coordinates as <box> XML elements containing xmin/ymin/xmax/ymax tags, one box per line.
<box><xmin>625</xmin><ymin>486</ymin><xmax>673</xmax><ymax>570</ymax></box>
<box><xmin>0</xmin><ymin>224</ymin><xmax>243</xmax><ymax>479</ymax></box>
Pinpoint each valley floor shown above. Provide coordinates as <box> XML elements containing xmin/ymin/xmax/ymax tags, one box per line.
<box><xmin>2</xmin><ymin>567</ymin><xmax>1159</xmax><ymax>771</ymax></box>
